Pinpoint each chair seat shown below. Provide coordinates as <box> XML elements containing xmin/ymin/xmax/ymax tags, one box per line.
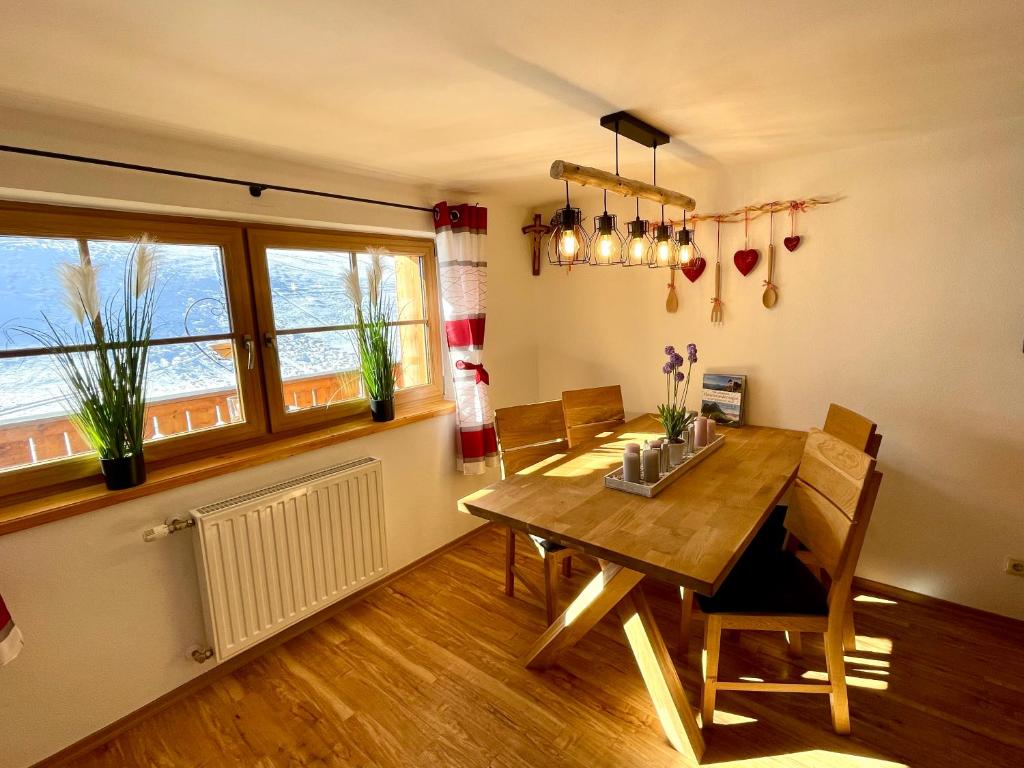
<box><xmin>528</xmin><ymin>534</ymin><xmax>567</xmax><ymax>553</ymax></box>
<box><xmin>697</xmin><ymin>546</ymin><xmax>828</xmax><ymax>616</ymax></box>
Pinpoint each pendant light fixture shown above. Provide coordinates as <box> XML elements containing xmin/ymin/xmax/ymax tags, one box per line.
<box><xmin>591</xmin><ymin>128</ymin><xmax>625</xmax><ymax>266</ymax></box>
<box><xmin>547</xmin><ymin>180</ymin><xmax>589</xmax><ymax>266</ymax></box>
<box><xmin>647</xmin><ymin>145</ymin><xmax>678</xmax><ymax>268</ymax></box>
<box><xmin>674</xmin><ymin>210</ymin><xmax>700</xmax><ymax>265</ymax></box>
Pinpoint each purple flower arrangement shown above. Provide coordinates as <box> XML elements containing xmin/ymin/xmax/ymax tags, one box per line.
<box><xmin>657</xmin><ymin>344</ymin><xmax>699</xmax><ymax>442</ymax></box>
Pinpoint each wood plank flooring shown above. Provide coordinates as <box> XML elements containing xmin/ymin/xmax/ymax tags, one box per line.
<box><xmin>69</xmin><ymin>526</ymin><xmax>1024</xmax><ymax>768</ymax></box>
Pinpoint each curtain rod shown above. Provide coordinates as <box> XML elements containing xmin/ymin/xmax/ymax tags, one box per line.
<box><xmin>0</xmin><ymin>144</ymin><xmax>436</xmax><ymax>214</ymax></box>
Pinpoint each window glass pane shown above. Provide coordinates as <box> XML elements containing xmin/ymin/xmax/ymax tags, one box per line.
<box><xmin>88</xmin><ymin>240</ymin><xmax>230</xmax><ymax>338</ymax></box>
<box><xmin>0</xmin><ymin>340</ymin><xmax>245</xmax><ymax>472</ymax></box>
<box><xmin>0</xmin><ymin>354</ymin><xmax>91</xmax><ymax>470</ymax></box>
<box><xmin>356</xmin><ymin>251</ymin><xmax>426</xmax><ymax>322</ymax></box>
<box><xmin>395</xmin><ymin>323</ymin><xmax>431</xmax><ymax>389</ymax></box>
<box><xmin>144</xmin><ymin>341</ymin><xmax>244</xmax><ymax>440</ymax></box>
<box><xmin>266</xmin><ymin>248</ymin><xmax>356</xmax><ymax>330</ymax></box>
<box><xmin>0</xmin><ymin>236</ymin><xmax>85</xmax><ymax>350</ymax></box>
<box><xmin>276</xmin><ymin>330</ymin><xmax>361</xmax><ymax>412</ymax></box>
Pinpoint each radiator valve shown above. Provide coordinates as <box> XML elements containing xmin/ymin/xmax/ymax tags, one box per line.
<box><xmin>188</xmin><ymin>645</ymin><xmax>215</xmax><ymax>664</ymax></box>
<box><xmin>142</xmin><ymin>517</ymin><xmax>195</xmax><ymax>542</ymax></box>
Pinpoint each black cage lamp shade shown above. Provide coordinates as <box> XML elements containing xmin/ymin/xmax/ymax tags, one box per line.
<box><xmin>590</xmin><ymin>212</ymin><xmax>625</xmax><ymax>265</ymax></box>
<box><xmin>623</xmin><ymin>215</ymin><xmax>651</xmax><ymax>266</ymax></box>
<box><xmin>648</xmin><ymin>222</ymin><xmax>678</xmax><ymax>268</ymax></box>
<box><xmin>547</xmin><ymin>182</ymin><xmax>590</xmax><ymax>266</ymax></box>
<box><xmin>673</xmin><ymin>212</ymin><xmax>701</xmax><ymax>267</ymax></box>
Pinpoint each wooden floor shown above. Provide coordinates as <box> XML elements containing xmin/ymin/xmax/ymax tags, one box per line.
<box><xmin>71</xmin><ymin>526</ymin><xmax>1024</xmax><ymax>768</ymax></box>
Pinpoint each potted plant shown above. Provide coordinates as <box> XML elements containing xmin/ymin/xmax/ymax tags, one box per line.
<box><xmin>657</xmin><ymin>343</ymin><xmax>699</xmax><ymax>461</ymax></box>
<box><xmin>344</xmin><ymin>248</ymin><xmax>398</xmax><ymax>422</ymax></box>
<box><xmin>24</xmin><ymin>237</ymin><xmax>159</xmax><ymax>490</ymax></box>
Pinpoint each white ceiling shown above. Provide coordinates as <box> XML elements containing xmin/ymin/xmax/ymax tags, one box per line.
<box><xmin>1</xmin><ymin>0</ymin><xmax>1022</xmax><ymax>199</ymax></box>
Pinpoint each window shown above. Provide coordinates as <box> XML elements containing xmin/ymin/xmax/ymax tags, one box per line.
<box><xmin>0</xmin><ymin>204</ymin><xmax>442</xmax><ymax>498</ymax></box>
<box><xmin>247</xmin><ymin>229</ymin><xmax>441</xmax><ymax>431</ymax></box>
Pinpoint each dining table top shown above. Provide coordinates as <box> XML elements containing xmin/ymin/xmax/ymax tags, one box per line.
<box><xmin>460</xmin><ymin>414</ymin><xmax>807</xmax><ymax>594</ymax></box>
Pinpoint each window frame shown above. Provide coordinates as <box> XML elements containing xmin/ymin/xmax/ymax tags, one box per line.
<box><xmin>0</xmin><ymin>204</ymin><xmax>268</xmax><ymax>497</ymax></box>
<box><xmin>0</xmin><ymin>203</ymin><xmax>446</xmax><ymax>501</ymax></box>
<box><xmin>246</xmin><ymin>227</ymin><xmax>443</xmax><ymax>433</ymax></box>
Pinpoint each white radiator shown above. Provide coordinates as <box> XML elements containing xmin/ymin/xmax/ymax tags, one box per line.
<box><xmin>190</xmin><ymin>457</ymin><xmax>388</xmax><ymax>662</ymax></box>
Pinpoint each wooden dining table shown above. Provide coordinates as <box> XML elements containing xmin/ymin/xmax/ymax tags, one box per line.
<box><xmin>459</xmin><ymin>414</ymin><xmax>807</xmax><ymax>762</ymax></box>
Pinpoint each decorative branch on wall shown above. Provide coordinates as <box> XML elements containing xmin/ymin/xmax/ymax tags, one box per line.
<box><xmin>665</xmin><ymin>196</ymin><xmax>841</xmax><ymax>319</ymax></box>
<box><xmin>678</xmin><ymin>196</ymin><xmax>839</xmax><ymax>225</ymax></box>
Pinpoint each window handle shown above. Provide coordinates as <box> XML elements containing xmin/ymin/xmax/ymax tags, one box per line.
<box><xmin>243</xmin><ymin>335</ymin><xmax>255</xmax><ymax>370</ymax></box>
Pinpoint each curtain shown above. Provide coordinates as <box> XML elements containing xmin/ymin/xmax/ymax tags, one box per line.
<box><xmin>0</xmin><ymin>592</ymin><xmax>22</xmax><ymax>666</ymax></box>
<box><xmin>434</xmin><ymin>202</ymin><xmax>497</xmax><ymax>475</ymax></box>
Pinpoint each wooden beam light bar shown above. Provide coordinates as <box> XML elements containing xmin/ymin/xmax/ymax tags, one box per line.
<box><xmin>550</xmin><ymin>160</ymin><xmax>696</xmax><ymax>212</ymax></box>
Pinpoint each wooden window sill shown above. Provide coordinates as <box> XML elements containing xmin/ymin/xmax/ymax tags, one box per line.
<box><xmin>0</xmin><ymin>399</ymin><xmax>455</xmax><ymax>537</ymax></box>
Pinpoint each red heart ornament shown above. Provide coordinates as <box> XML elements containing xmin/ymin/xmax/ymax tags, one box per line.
<box><xmin>733</xmin><ymin>248</ymin><xmax>759</xmax><ymax>276</ymax></box>
<box><xmin>783</xmin><ymin>235</ymin><xmax>801</xmax><ymax>252</ymax></box>
<box><xmin>680</xmin><ymin>256</ymin><xmax>706</xmax><ymax>283</ymax></box>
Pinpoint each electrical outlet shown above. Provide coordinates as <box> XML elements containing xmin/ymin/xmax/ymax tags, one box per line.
<box><xmin>1006</xmin><ymin>558</ymin><xmax>1024</xmax><ymax>578</ymax></box>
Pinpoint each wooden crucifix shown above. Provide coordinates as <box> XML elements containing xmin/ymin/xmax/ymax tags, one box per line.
<box><xmin>521</xmin><ymin>213</ymin><xmax>551</xmax><ymax>276</ymax></box>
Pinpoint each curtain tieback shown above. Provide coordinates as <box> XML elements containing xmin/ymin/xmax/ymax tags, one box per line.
<box><xmin>456</xmin><ymin>360</ymin><xmax>490</xmax><ymax>385</ymax></box>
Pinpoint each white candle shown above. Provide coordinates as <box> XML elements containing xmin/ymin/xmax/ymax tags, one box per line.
<box><xmin>706</xmin><ymin>419</ymin><xmax>716</xmax><ymax>443</ymax></box>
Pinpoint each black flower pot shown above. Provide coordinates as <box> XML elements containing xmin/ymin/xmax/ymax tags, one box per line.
<box><xmin>100</xmin><ymin>451</ymin><xmax>146</xmax><ymax>491</ymax></box>
<box><xmin>369</xmin><ymin>398</ymin><xmax>395</xmax><ymax>423</ymax></box>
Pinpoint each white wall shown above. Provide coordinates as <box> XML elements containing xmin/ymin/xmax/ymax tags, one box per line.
<box><xmin>0</xmin><ymin>110</ymin><xmax>539</xmax><ymax>768</ymax></box>
<box><xmin>534</xmin><ymin>120</ymin><xmax>1024</xmax><ymax>620</ymax></box>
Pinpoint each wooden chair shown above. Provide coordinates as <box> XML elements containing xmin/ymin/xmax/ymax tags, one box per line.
<box><xmin>679</xmin><ymin>403</ymin><xmax>882</xmax><ymax>657</ymax></box>
<box><xmin>698</xmin><ymin>428</ymin><xmax>883</xmax><ymax>734</ymax></box>
<box><xmin>494</xmin><ymin>400</ymin><xmax>580</xmax><ymax>623</ymax></box>
<box><xmin>787</xmin><ymin>403</ymin><xmax>882</xmax><ymax>653</ymax></box>
<box><xmin>561</xmin><ymin>385</ymin><xmax>626</xmax><ymax>448</ymax></box>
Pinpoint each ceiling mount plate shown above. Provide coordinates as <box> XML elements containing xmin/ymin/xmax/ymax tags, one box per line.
<box><xmin>600</xmin><ymin>111</ymin><xmax>670</xmax><ymax>148</ymax></box>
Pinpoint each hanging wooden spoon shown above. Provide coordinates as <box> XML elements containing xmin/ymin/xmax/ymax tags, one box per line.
<box><xmin>762</xmin><ymin>209</ymin><xmax>778</xmax><ymax>308</ymax></box>
<box><xmin>666</xmin><ymin>268</ymin><xmax>679</xmax><ymax>313</ymax></box>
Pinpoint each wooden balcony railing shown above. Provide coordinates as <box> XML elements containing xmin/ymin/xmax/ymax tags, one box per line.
<box><xmin>0</xmin><ymin>369</ymin><xmax>400</xmax><ymax>471</ymax></box>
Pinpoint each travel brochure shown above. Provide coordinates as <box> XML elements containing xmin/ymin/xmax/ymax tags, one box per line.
<box><xmin>700</xmin><ymin>374</ymin><xmax>746</xmax><ymax>426</ymax></box>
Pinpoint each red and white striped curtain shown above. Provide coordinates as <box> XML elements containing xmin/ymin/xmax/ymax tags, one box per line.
<box><xmin>434</xmin><ymin>202</ymin><xmax>497</xmax><ymax>475</ymax></box>
<box><xmin>0</xmin><ymin>592</ymin><xmax>22</xmax><ymax>666</ymax></box>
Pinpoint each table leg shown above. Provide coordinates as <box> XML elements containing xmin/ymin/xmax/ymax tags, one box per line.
<box><xmin>524</xmin><ymin>562</ymin><xmax>643</xmax><ymax>669</ymax></box>
<box><xmin>618</xmin><ymin>587</ymin><xmax>706</xmax><ymax>762</ymax></box>
<box><xmin>523</xmin><ymin>563</ymin><xmax>706</xmax><ymax>762</ymax></box>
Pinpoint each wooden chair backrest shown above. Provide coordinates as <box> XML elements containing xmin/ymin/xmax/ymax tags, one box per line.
<box><xmin>823</xmin><ymin>403</ymin><xmax>882</xmax><ymax>458</ymax></box>
<box><xmin>494</xmin><ymin>400</ymin><xmax>568</xmax><ymax>475</ymax></box>
<box><xmin>785</xmin><ymin>429</ymin><xmax>880</xmax><ymax>610</ymax></box>
<box><xmin>561</xmin><ymin>385</ymin><xmax>626</xmax><ymax>447</ymax></box>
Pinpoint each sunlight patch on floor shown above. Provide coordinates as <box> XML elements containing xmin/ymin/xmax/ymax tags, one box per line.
<box><xmin>844</xmin><ymin>655</ymin><xmax>889</xmax><ymax>669</ymax></box>
<box><xmin>853</xmin><ymin>635</ymin><xmax>893</xmax><ymax>654</ymax></box>
<box><xmin>713</xmin><ymin>750</ymin><xmax>909</xmax><ymax>767</ymax></box>
<box><xmin>708</xmin><ymin>708</ymin><xmax>757</xmax><ymax>725</ymax></box>
<box><xmin>802</xmin><ymin>669</ymin><xmax>889</xmax><ymax>690</ymax></box>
